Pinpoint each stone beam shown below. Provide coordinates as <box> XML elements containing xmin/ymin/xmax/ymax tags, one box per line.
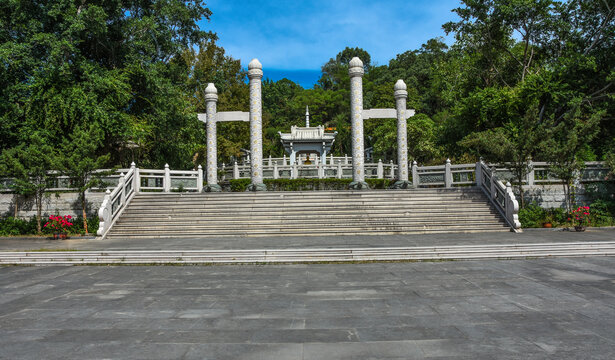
<box><xmin>362</xmin><ymin>108</ymin><xmax>415</xmax><ymax>120</ymax></box>
<box><xmin>198</xmin><ymin>111</ymin><xmax>250</xmax><ymax>124</ymax></box>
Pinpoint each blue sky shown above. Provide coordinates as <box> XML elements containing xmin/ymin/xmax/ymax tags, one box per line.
<box><xmin>200</xmin><ymin>0</ymin><xmax>462</xmax><ymax>87</ymax></box>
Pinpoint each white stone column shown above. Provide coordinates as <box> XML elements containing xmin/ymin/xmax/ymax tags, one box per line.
<box><xmin>248</xmin><ymin>59</ymin><xmax>266</xmax><ymax>191</ymax></box>
<box><xmin>348</xmin><ymin>57</ymin><xmax>369</xmax><ymax>189</ymax></box>
<box><xmin>390</xmin><ymin>80</ymin><xmax>412</xmax><ymax>189</ymax></box>
<box><xmin>204</xmin><ymin>83</ymin><xmax>221</xmax><ymax>192</ymax></box>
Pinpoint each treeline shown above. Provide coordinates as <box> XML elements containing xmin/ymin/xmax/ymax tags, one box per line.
<box><xmin>1</xmin><ymin>1</ymin><xmax>614</xmax><ymax>209</ymax></box>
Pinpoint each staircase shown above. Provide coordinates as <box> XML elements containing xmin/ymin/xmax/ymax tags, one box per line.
<box><xmin>104</xmin><ymin>187</ymin><xmax>510</xmax><ymax>239</ymax></box>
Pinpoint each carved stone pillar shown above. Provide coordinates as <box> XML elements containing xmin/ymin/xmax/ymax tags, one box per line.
<box><xmin>247</xmin><ymin>59</ymin><xmax>266</xmax><ymax>191</ymax></box>
<box><xmin>348</xmin><ymin>57</ymin><xmax>369</xmax><ymax>190</ymax></box>
<box><xmin>204</xmin><ymin>83</ymin><xmax>221</xmax><ymax>192</ymax></box>
<box><xmin>391</xmin><ymin>79</ymin><xmax>412</xmax><ymax>189</ymax></box>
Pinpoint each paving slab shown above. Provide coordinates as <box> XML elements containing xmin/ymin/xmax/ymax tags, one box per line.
<box><xmin>1</xmin><ymin>257</ymin><xmax>614</xmax><ymax>359</ymax></box>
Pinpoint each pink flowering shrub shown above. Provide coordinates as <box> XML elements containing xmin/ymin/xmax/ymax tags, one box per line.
<box><xmin>44</xmin><ymin>215</ymin><xmax>74</xmax><ymax>233</ymax></box>
<box><xmin>571</xmin><ymin>206</ymin><xmax>591</xmax><ymax>227</ymax></box>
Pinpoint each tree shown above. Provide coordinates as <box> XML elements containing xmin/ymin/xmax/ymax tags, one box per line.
<box><xmin>0</xmin><ymin>134</ymin><xmax>58</xmax><ymax>234</ymax></box>
<box><xmin>0</xmin><ymin>0</ymin><xmax>213</xmax><ymax>169</ymax></box>
<box><xmin>318</xmin><ymin>47</ymin><xmax>371</xmax><ymax>90</ymax></box>
<box><xmin>60</xmin><ymin>125</ymin><xmax>110</xmax><ymax>234</ymax></box>
<box><xmin>542</xmin><ymin>100</ymin><xmax>602</xmax><ymax>212</ymax></box>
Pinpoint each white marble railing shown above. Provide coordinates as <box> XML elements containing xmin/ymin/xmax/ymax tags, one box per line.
<box><xmin>0</xmin><ymin>160</ymin><xmax>610</xmax><ymax>193</ymax></box>
<box><xmin>476</xmin><ymin>161</ymin><xmax>521</xmax><ymax>232</ymax></box>
<box><xmin>97</xmin><ymin>164</ymin><xmax>138</xmax><ymax>238</ymax></box>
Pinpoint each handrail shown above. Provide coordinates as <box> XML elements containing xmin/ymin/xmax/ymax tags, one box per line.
<box><xmin>97</xmin><ymin>163</ymin><xmax>138</xmax><ymax>239</ymax></box>
<box><xmin>476</xmin><ymin>160</ymin><xmax>521</xmax><ymax>232</ymax></box>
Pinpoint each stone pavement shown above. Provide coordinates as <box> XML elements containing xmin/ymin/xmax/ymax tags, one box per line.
<box><xmin>1</xmin><ymin>228</ymin><xmax>614</xmax><ymax>251</ymax></box>
<box><xmin>1</xmin><ymin>257</ymin><xmax>615</xmax><ymax>359</ymax></box>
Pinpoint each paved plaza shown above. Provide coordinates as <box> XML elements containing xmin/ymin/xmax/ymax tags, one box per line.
<box><xmin>1</xmin><ymin>256</ymin><xmax>615</xmax><ymax>359</ymax></box>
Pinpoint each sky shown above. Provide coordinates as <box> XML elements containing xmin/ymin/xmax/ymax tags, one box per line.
<box><xmin>200</xmin><ymin>0</ymin><xmax>462</xmax><ymax>88</ymax></box>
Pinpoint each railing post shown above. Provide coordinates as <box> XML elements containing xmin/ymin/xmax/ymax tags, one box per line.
<box><xmin>164</xmin><ymin>164</ymin><xmax>171</xmax><ymax>193</ymax></box>
<box><xmin>344</xmin><ymin>154</ymin><xmax>349</xmax><ymax>165</ymax></box>
<box><xmin>221</xmin><ymin>163</ymin><xmax>226</xmax><ymax>181</ymax></box>
<box><xmin>292</xmin><ymin>162</ymin><xmax>298</xmax><ymax>179</ymax></box>
<box><xmin>273</xmin><ymin>161</ymin><xmax>279</xmax><ymax>179</ymax></box>
<box><xmin>445</xmin><ymin>159</ymin><xmax>452</xmax><ymax>188</ymax></box>
<box><xmin>412</xmin><ymin>161</ymin><xmax>419</xmax><ymax>187</ymax></box>
<box><xmin>233</xmin><ymin>161</ymin><xmax>239</xmax><ymax>179</ymax></box>
<box><xmin>527</xmin><ymin>158</ymin><xmax>535</xmax><ymax>186</ymax></box>
<box><xmin>490</xmin><ymin>166</ymin><xmax>497</xmax><ymax>199</ymax></box>
<box><xmin>197</xmin><ymin>165</ymin><xmax>203</xmax><ymax>192</ymax></box>
<box><xmin>118</xmin><ymin>173</ymin><xmax>126</xmax><ymax>206</ymax></box>
<box><xmin>389</xmin><ymin>160</ymin><xmax>395</xmax><ymax>179</ymax></box>
<box><xmin>337</xmin><ymin>161</ymin><xmax>342</xmax><ymax>179</ymax></box>
<box><xmin>318</xmin><ymin>163</ymin><xmax>323</xmax><ymax>179</ymax></box>
<box><xmin>131</xmin><ymin>162</ymin><xmax>139</xmax><ymax>193</ymax></box>
<box><xmin>97</xmin><ymin>189</ymin><xmax>111</xmax><ymax>236</ymax></box>
<box><xmin>268</xmin><ymin>155</ymin><xmax>272</xmax><ymax>166</ymax></box>
<box><xmin>505</xmin><ymin>181</ymin><xmax>521</xmax><ymax>230</ymax></box>
<box><xmin>475</xmin><ymin>158</ymin><xmax>482</xmax><ymax>187</ymax></box>
<box><xmin>377</xmin><ymin>159</ymin><xmax>384</xmax><ymax>179</ymax></box>
<box><xmin>283</xmin><ymin>154</ymin><xmax>287</xmax><ymax>166</ymax></box>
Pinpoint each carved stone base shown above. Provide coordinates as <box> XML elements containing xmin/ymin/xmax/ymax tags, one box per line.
<box><xmin>246</xmin><ymin>183</ymin><xmax>268</xmax><ymax>192</ymax></box>
<box><xmin>348</xmin><ymin>181</ymin><xmax>370</xmax><ymax>190</ymax></box>
<box><xmin>204</xmin><ymin>184</ymin><xmax>222</xmax><ymax>192</ymax></box>
<box><xmin>390</xmin><ymin>180</ymin><xmax>413</xmax><ymax>189</ymax></box>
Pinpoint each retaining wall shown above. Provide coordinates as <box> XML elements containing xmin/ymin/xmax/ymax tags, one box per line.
<box><xmin>0</xmin><ymin>192</ymin><xmax>106</xmax><ymax>219</ymax></box>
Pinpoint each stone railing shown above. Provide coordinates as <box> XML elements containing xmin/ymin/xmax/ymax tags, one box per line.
<box><xmin>138</xmin><ymin>165</ymin><xmax>203</xmax><ymax>192</ymax></box>
<box><xmin>222</xmin><ymin>159</ymin><xmax>398</xmax><ymax>180</ymax></box>
<box><xmin>1</xmin><ymin>160</ymin><xmax>610</xmax><ymax>193</ymax></box>
<box><xmin>97</xmin><ymin>163</ymin><xmax>138</xmax><ymax>238</ymax></box>
<box><xmin>476</xmin><ymin>161</ymin><xmax>521</xmax><ymax>232</ymax></box>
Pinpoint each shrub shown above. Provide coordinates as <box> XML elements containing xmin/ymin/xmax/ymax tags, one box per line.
<box><xmin>590</xmin><ymin>199</ymin><xmax>615</xmax><ymax>226</ymax></box>
<box><xmin>227</xmin><ymin>178</ymin><xmax>400</xmax><ymax>191</ymax></box>
<box><xmin>518</xmin><ymin>203</ymin><xmax>548</xmax><ymax>228</ymax></box>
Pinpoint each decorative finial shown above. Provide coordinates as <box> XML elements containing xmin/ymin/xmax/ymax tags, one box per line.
<box><xmin>204</xmin><ymin>83</ymin><xmax>218</xmax><ymax>102</ymax></box>
<box><xmin>248</xmin><ymin>58</ymin><xmax>263</xmax><ymax>79</ymax></box>
<box><xmin>348</xmin><ymin>57</ymin><xmax>364</xmax><ymax>77</ymax></box>
<box><xmin>394</xmin><ymin>79</ymin><xmax>407</xmax><ymax>91</ymax></box>
<box><xmin>248</xmin><ymin>58</ymin><xmax>262</xmax><ymax>70</ymax></box>
<box><xmin>305</xmin><ymin>106</ymin><xmax>310</xmax><ymax>127</ymax></box>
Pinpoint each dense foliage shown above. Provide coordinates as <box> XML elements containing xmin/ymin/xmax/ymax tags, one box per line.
<box><xmin>0</xmin><ymin>0</ymin><xmax>613</xmax><ymax>228</ymax></box>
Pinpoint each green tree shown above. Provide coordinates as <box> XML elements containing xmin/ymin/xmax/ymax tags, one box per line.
<box><xmin>60</xmin><ymin>125</ymin><xmax>110</xmax><ymax>234</ymax></box>
<box><xmin>542</xmin><ymin>100</ymin><xmax>602</xmax><ymax>212</ymax></box>
<box><xmin>0</xmin><ymin>134</ymin><xmax>58</xmax><ymax>234</ymax></box>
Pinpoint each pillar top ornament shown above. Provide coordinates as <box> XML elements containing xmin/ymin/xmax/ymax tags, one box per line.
<box><xmin>204</xmin><ymin>83</ymin><xmax>218</xmax><ymax>102</ymax></box>
<box><xmin>248</xmin><ymin>58</ymin><xmax>263</xmax><ymax>79</ymax></box>
<box><xmin>348</xmin><ymin>57</ymin><xmax>364</xmax><ymax>77</ymax></box>
<box><xmin>394</xmin><ymin>79</ymin><xmax>408</xmax><ymax>99</ymax></box>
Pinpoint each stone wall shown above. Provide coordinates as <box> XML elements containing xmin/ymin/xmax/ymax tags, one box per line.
<box><xmin>521</xmin><ymin>182</ymin><xmax>613</xmax><ymax>208</ymax></box>
<box><xmin>0</xmin><ymin>192</ymin><xmax>106</xmax><ymax>219</ymax></box>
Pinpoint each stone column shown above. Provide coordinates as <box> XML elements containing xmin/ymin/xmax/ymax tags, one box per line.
<box><xmin>247</xmin><ymin>59</ymin><xmax>266</xmax><ymax>191</ymax></box>
<box><xmin>348</xmin><ymin>57</ymin><xmax>369</xmax><ymax>190</ymax></box>
<box><xmin>392</xmin><ymin>79</ymin><xmax>412</xmax><ymax>189</ymax></box>
<box><xmin>204</xmin><ymin>83</ymin><xmax>221</xmax><ymax>192</ymax></box>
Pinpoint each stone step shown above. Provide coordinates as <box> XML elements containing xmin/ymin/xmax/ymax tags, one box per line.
<box><xmin>113</xmin><ymin>218</ymin><xmax>504</xmax><ymax>229</ymax></box>
<box><xmin>103</xmin><ymin>187</ymin><xmax>510</xmax><ymax>238</ymax></box>
<box><xmin>130</xmin><ymin>195</ymin><xmax>487</xmax><ymax>203</ymax></box>
<box><xmin>4</xmin><ymin>241</ymin><xmax>615</xmax><ymax>265</ymax></box>
<box><xmin>124</xmin><ymin>201</ymin><xmax>493</xmax><ymax>209</ymax></box>
<box><xmin>108</xmin><ymin>223</ymin><xmax>509</xmax><ymax>233</ymax></box>
<box><xmin>115</xmin><ymin>212</ymin><xmax>502</xmax><ymax>222</ymax></box>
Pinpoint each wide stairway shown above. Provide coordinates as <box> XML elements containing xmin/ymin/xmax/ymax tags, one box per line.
<box><xmin>105</xmin><ymin>187</ymin><xmax>510</xmax><ymax>239</ymax></box>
